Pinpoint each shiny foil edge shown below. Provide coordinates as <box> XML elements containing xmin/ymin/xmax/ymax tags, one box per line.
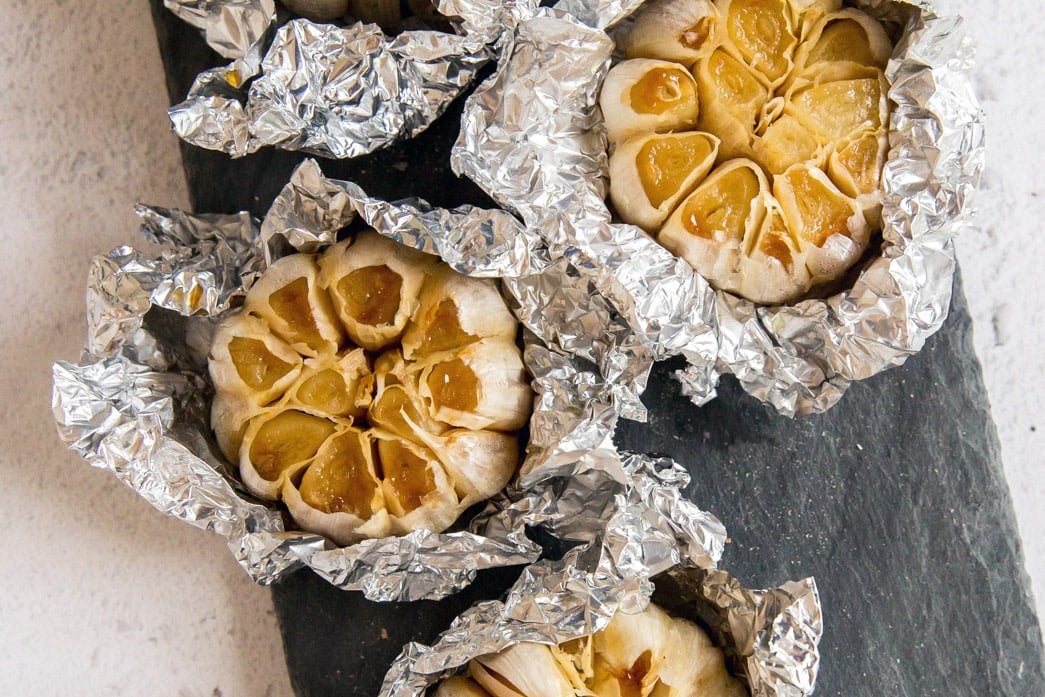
<box><xmin>451</xmin><ymin>0</ymin><xmax>984</xmax><ymax>416</ymax></box>
<box><xmin>167</xmin><ymin>0</ymin><xmax>535</xmax><ymax>159</ymax></box>
<box><xmin>164</xmin><ymin>0</ymin><xmax>277</xmax><ymax>59</ymax></box>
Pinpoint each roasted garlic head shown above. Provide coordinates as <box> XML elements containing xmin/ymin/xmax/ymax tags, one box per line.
<box><xmin>602</xmin><ymin>0</ymin><xmax>892</xmax><ymax>304</ymax></box>
<box><xmin>433</xmin><ymin>603</ymin><xmax>747</xmax><ymax>697</ymax></box>
<box><xmin>209</xmin><ymin>231</ymin><xmax>531</xmax><ymax>545</ymax></box>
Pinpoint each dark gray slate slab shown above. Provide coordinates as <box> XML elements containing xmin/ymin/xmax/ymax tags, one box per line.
<box><xmin>150</xmin><ymin>3</ymin><xmax>1044</xmax><ymax>695</ymax></box>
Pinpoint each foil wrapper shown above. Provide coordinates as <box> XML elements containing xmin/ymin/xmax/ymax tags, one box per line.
<box><xmin>164</xmin><ymin>0</ymin><xmax>277</xmax><ymax>59</ymax></box>
<box><xmin>168</xmin><ymin>0</ymin><xmax>527</xmax><ymax>158</ymax></box>
<box><xmin>383</xmin><ymin>461</ymin><xmax>820</xmax><ymax>696</ymax></box>
<box><xmin>451</xmin><ymin>0</ymin><xmax>985</xmax><ymax>416</ymax></box>
<box><xmin>51</xmin><ymin>156</ymin><xmax>676</xmax><ymax>599</ymax></box>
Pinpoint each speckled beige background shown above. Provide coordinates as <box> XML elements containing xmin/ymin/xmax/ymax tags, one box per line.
<box><xmin>1</xmin><ymin>0</ymin><xmax>1040</xmax><ymax>694</ymax></box>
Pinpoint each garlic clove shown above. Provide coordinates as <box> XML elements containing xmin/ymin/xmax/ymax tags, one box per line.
<box><xmin>372</xmin><ymin>430</ymin><xmax>459</xmax><ymax>534</ymax></box>
<box><xmin>244</xmin><ymin>254</ymin><xmax>344</xmax><ymax>358</ymax></box>
<box><xmin>319</xmin><ymin>230</ymin><xmax>435</xmax><ymax>352</ymax></box>
<box><xmin>784</xmin><ymin>67</ymin><xmax>888</xmax><ymax>145</ymax></box>
<box><xmin>621</xmin><ymin>0</ymin><xmax>719</xmax><ymax>68</ymax></box>
<box><xmin>609</xmin><ymin>131</ymin><xmax>720</xmax><ymax>232</ymax></box>
<box><xmin>694</xmin><ymin>48</ymin><xmax>769</xmax><ymax>161</ymax></box>
<box><xmin>658</xmin><ymin>159</ymin><xmax>769</xmax><ymax>296</ymax></box>
<box><xmin>600</xmin><ymin>59</ymin><xmax>700</xmax><ymax>145</ymax></box>
<box><xmin>404</xmin><ymin>424</ymin><xmax>519</xmax><ymax>504</ymax></box>
<box><xmin>400</xmin><ymin>264</ymin><xmax>517</xmax><ymax>361</ymax></box>
<box><xmin>433</xmin><ymin>676</ymin><xmax>492</xmax><ymax>697</ymax></box>
<box><xmin>470</xmin><ymin>643</ymin><xmax>577</xmax><ymax>697</ymax></box>
<box><xmin>210</xmin><ymin>392</ymin><xmax>261</xmax><ymax>464</ymax></box>
<box><xmin>286</xmin><ymin>348</ymin><xmax>374</xmax><ymax>419</ymax></box>
<box><xmin>239</xmin><ymin>407</ymin><xmax>340</xmax><ymax>501</ymax></box>
<box><xmin>752</xmin><ymin>113</ymin><xmax>822</xmax><ymax>176</ymax></box>
<box><xmin>828</xmin><ymin>130</ymin><xmax>888</xmax><ymax>200</ymax></box>
<box><xmin>369</xmin><ymin>349</ymin><xmax>450</xmax><ymax>438</ymax></box>
<box><xmin>208</xmin><ymin>311</ymin><xmax>303</xmax><ymax>407</ymax></box>
<box><xmin>283</xmin><ymin>426</ymin><xmax>394</xmax><ymax>545</ymax></box>
<box><xmin>774</xmin><ymin>163</ymin><xmax>870</xmax><ymax>283</ymax></box>
<box><xmin>418</xmin><ymin>339</ymin><xmax>531</xmax><ymax>432</ymax></box>
<box><xmin>793</xmin><ymin>8</ymin><xmax>893</xmax><ymax>75</ymax></box>
<box><xmin>735</xmin><ymin>203</ymin><xmax>811</xmax><ymax>305</ymax></box>
<box><xmin>716</xmin><ymin>0</ymin><xmax>799</xmax><ymax>88</ymax></box>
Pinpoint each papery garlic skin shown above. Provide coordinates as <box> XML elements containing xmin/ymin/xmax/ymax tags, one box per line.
<box><xmin>471</xmin><ymin>643</ymin><xmax>578</xmax><ymax>697</ymax></box>
<box><xmin>600</xmin><ymin>59</ymin><xmax>700</xmax><ymax>145</ymax></box>
<box><xmin>209</xmin><ymin>231</ymin><xmax>530</xmax><ymax>546</ymax></box>
<box><xmin>602</xmin><ymin>0</ymin><xmax>892</xmax><ymax>305</ymax></box>
<box><xmin>621</xmin><ymin>0</ymin><xmax>720</xmax><ymax>68</ymax></box>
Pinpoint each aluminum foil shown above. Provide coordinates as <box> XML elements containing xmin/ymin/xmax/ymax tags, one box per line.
<box><xmin>50</xmin><ymin>157</ymin><xmax>677</xmax><ymax>599</ymax></box>
<box><xmin>451</xmin><ymin>0</ymin><xmax>985</xmax><ymax>416</ymax></box>
<box><xmin>164</xmin><ymin>0</ymin><xmax>277</xmax><ymax>59</ymax></box>
<box><xmin>168</xmin><ymin>0</ymin><xmax>530</xmax><ymax>158</ymax></box>
<box><xmin>383</xmin><ymin>472</ymin><xmax>820</xmax><ymax>696</ymax></box>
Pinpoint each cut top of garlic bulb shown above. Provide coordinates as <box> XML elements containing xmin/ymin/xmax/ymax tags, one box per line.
<box><xmin>209</xmin><ymin>230</ymin><xmax>532</xmax><ymax>546</ymax></box>
<box><xmin>601</xmin><ymin>0</ymin><xmax>893</xmax><ymax>304</ymax></box>
<box><xmin>433</xmin><ymin>603</ymin><xmax>747</xmax><ymax>697</ymax></box>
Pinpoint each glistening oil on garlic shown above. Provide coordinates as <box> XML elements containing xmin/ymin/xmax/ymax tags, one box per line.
<box><xmin>601</xmin><ymin>0</ymin><xmax>893</xmax><ymax>305</ymax></box>
<box><xmin>208</xmin><ymin>230</ymin><xmax>532</xmax><ymax>546</ymax></box>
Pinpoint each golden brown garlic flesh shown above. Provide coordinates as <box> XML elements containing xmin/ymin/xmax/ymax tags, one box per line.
<box><xmin>209</xmin><ymin>231</ymin><xmax>531</xmax><ymax>545</ymax></box>
<box><xmin>603</xmin><ymin>0</ymin><xmax>893</xmax><ymax>305</ymax></box>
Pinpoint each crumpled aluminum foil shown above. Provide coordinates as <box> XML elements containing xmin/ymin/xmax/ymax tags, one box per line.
<box><xmin>168</xmin><ymin>0</ymin><xmax>530</xmax><ymax>158</ymax></box>
<box><xmin>382</xmin><ymin>462</ymin><xmax>820</xmax><ymax>697</ymax></box>
<box><xmin>50</xmin><ymin>157</ymin><xmax>680</xmax><ymax>599</ymax></box>
<box><xmin>164</xmin><ymin>0</ymin><xmax>277</xmax><ymax>59</ymax></box>
<box><xmin>451</xmin><ymin>0</ymin><xmax>985</xmax><ymax>416</ymax></box>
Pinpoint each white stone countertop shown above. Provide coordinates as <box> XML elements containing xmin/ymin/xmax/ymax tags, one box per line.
<box><xmin>1</xmin><ymin>0</ymin><xmax>1041</xmax><ymax>694</ymax></box>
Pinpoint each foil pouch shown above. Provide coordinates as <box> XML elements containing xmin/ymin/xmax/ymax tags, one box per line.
<box><xmin>383</xmin><ymin>452</ymin><xmax>821</xmax><ymax>696</ymax></box>
<box><xmin>167</xmin><ymin>0</ymin><xmax>538</xmax><ymax>158</ymax></box>
<box><xmin>51</xmin><ymin>159</ymin><xmax>689</xmax><ymax>600</ymax></box>
<box><xmin>450</xmin><ymin>0</ymin><xmax>986</xmax><ymax>416</ymax></box>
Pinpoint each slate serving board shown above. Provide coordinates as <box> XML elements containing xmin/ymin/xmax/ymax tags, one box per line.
<box><xmin>150</xmin><ymin>3</ymin><xmax>1045</xmax><ymax>695</ymax></box>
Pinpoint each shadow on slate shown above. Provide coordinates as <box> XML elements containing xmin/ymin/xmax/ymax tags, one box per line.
<box><xmin>150</xmin><ymin>3</ymin><xmax>1044</xmax><ymax>695</ymax></box>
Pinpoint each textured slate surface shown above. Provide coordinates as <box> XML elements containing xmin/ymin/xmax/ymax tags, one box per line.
<box><xmin>151</xmin><ymin>3</ymin><xmax>1044</xmax><ymax>695</ymax></box>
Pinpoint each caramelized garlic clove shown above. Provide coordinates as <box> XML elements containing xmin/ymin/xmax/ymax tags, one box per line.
<box><xmin>658</xmin><ymin>159</ymin><xmax>769</xmax><ymax>296</ymax></box>
<box><xmin>418</xmin><ymin>340</ymin><xmax>532</xmax><ymax>432</ymax></box>
<box><xmin>600</xmin><ymin>59</ymin><xmax>700</xmax><ymax>145</ymax></box>
<box><xmin>208</xmin><ymin>311</ymin><xmax>303</xmax><ymax>407</ymax></box>
<box><xmin>287</xmin><ymin>348</ymin><xmax>374</xmax><ymax>419</ymax></box>
<box><xmin>716</xmin><ymin>0</ymin><xmax>798</xmax><ymax>87</ymax></box>
<box><xmin>694</xmin><ymin>48</ymin><xmax>769</xmax><ymax>161</ymax></box>
<box><xmin>752</xmin><ymin>113</ymin><xmax>822</xmax><ymax>175</ymax></box>
<box><xmin>319</xmin><ymin>230</ymin><xmax>435</xmax><ymax>352</ymax></box>
<box><xmin>244</xmin><ymin>254</ymin><xmax>344</xmax><ymax>358</ymax></box>
<box><xmin>470</xmin><ymin>644</ymin><xmax>578</xmax><ymax>697</ymax></box>
<box><xmin>621</xmin><ymin>0</ymin><xmax>720</xmax><ymax>67</ymax></box>
<box><xmin>793</xmin><ymin>8</ymin><xmax>893</xmax><ymax>76</ymax></box>
<box><xmin>609</xmin><ymin>131</ymin><xmax>720</xmax><ymax>232</ymax></box>
<box><xmin>372</xmin><ymin>430</ymin><xmax>460</xmax><ymax>534</ymax></box>
<box><xmin>405</xmin><ymin>425</ymin><xmax>519</xmax><ymax>504</ymax></box>
<box><xmin>774</xmin><ymin>163</ymin><xmax>870</xmax><ymax>282</ymax></box>
<box><xmin>736</xmin><ymin>203</ymin><xmax>811</xmax><ymax>305</ymax></box>
<box><xmin>828</xmin><ymin>130</ymin><xmax>888</xmax><ymax>200</ymax></box>
<box><xmin>400</xmin><ymin>265</ymin><xmax>517</xmax><ymax>361</ymax></box>
<box><xmin>239</xmin><ymin>408</ymin><xmax>340</xmax><ymax>500</ymax></box>
<box><xmin>369</xmin><ymin>349</ymin><xmax>450</xmax><ymax>438</ymax></box>
<box><xmin>283</xmin><ymin>426</ymin><xmax>393</xmax><ymax>545</ymax></box>
<box><xmin>784</xmin><ymin>67</ymin><xmax>888</xmax><ymax>144</ymax></box>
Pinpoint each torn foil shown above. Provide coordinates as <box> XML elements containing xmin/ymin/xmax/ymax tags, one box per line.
<box><xmin>451</xmin><ymin>0</ymin><xmax>984</xmax><ymax>416</ymax></box>
<box><xmin>52</xmin><ymin>157</ymin><xmax>665</xmax><ymax>598</ymax></box>
<box><xmin>383</xmin><ymin>463</ymin><xmax>819</xmax><ymax>697</ymax></box>
<box><xmin>168</xmin><ymin>0</ymin><xmax>522</xmax><ymax>158</ymax></box>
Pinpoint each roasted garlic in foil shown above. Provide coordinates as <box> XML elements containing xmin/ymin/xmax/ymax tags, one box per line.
<box><xmin>209</xmin><ymin>232</ymin><xmax>531</xmax><ymax>545</ymax></box>
<box><xmin>451</xmin><ymin>0</ymin><xmax>984</xmax><ymax>415</ymax></box>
